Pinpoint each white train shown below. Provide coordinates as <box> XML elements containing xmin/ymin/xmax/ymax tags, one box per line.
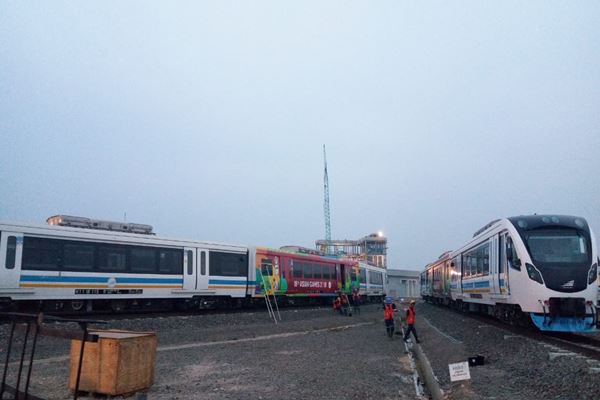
<box><xmin>0</xmin><ymin>215</ymin><xmax>387</xmax><ymax>313</ymax></box>
<box><xmin>358</xmin><ymin>261</ymin><xmax>387</xmax><ymax>298</ymax></box>
<box><xmin>421</xmin><ymin>215</ymin><xmax>598</xmax><ymax>333</ymax></box>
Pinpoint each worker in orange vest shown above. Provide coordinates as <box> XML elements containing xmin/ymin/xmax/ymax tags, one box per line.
<box><xmin>403</xmin><ymin>300</ymin><xmax>421</xmax><ymax>343</ymax></box>
<box><xmin>352</xmin><ymin>289</ymin><xmax>361</xmax><ymax>315</ymax></box>
<box><xmin>333</xmin><ymin>295</ymin><xmax>342</xmax><ymax>314</ymax></box>
<box><xmin>383</xmin><ymin>297</ymin><xmax>396</xmax><ymax>338</ymax></box>
<box><xmin>340</xmin><ymin>292</ymin><xmax>350</xmax><ymax>316</ymax></box>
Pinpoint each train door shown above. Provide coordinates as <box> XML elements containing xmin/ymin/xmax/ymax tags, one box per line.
<box><xmin>197</xmin><ymin>250</ymin><xmax>209</xmax><ymax>290</ymax></box>
<box><xmin>0</xmin><ymin>232</ymin><xmax>22</xmax><ymax>289</ymax></box>
<box><xmin>339</xmin><ymin>264</ymin><xmax>346</xmax><ymax>290</ymax></box>
<box><xmin>490</xmin><ymin>236</ymin><xmax>499</xmax><ymax>294</ymax></box>
<box><xmin>444</xmin><ymin>261</ymin><xmax>450</xmax><ymax>297</ymax></box>
<box><xmin>498</xmin><ymin>234</ymin><xmax>509</xmax><ymax>294</ymax></box>
<box><xmin>183</xmin><ymin>247</ymin><xmax>197</xmax><ymax>290</ymax></box>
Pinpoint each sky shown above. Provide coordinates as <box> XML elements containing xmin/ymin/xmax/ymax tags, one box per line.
<box><xmin>1</xmin><ymin>1</ymin><xmax>599</xmax><ymax>270</ymax></box>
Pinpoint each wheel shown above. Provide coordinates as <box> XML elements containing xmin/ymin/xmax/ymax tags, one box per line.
<box><xmin>69</xmin><ymin>300</ymin><xmax>85</xmax><ymax>312</ymax></box>
<box><xmin>110</xmin><ymin>299</ymin><xmax>127</xmax><ymax>312</ymax></box>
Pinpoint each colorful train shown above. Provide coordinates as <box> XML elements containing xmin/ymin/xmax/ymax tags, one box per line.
<box><xmin>0</xmin><ymin>216</ymin><xmax>387</xmax><ymax>313</ymax></box>
<box><xmin>421</xmin><ymin>215</ymin><xmax>598</xmax><ymax>333</ymax></box>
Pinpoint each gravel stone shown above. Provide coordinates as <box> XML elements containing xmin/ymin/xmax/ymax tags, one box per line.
<box><xmin>415</xmin><ymin>302</ymin><xmax>600</xmax><ymax>400</ymax></box>
<box><xmin>0</xmin><ymin>304</ymin><xmax>420</xmax><ymax>399</ymax></box>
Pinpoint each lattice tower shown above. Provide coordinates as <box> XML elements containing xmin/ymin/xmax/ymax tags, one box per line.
<box><xmin>323</xmin><ymin>145</ymin><xmax>332</xmax><ymax>254</ymax></box>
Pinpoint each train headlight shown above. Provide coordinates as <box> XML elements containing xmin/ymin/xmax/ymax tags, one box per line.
<box><xmin>588</xmin><ymin>263</ymin><xmax>598</xmax><ymax>285</ymax></box>
<box><xmin>525</xmin><ymin>263</ymin><xmax>544</xmax><ymax>285</ymax></box>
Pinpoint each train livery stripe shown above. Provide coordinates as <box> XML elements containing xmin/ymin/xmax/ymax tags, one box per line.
<box><xmin>462</xmin><ymin>289</ymin><xmax>491</xmax><ymax>293</ymax></box>
<box><xmin>461</xmin><ymin>281</ymin><xmax>490</xmax><ymax>289</ymax></box>
<box><xmin>19</xmin><ymin>275</ymin><xmax>183</xmax><ymax>289</ymax></box>
<box><xmin>208</xmin><ymin>279</ymin><xmax>248</xmax><ymax>290</ymax></box>
<box><xmin>20</xmin><ymin>283</ymin><xmax>109</xmax><ymax>289</ymax></box>
<box><xmin>208</xmin><ymin>279</ymin><xmax>248</xmax><ymax>285</ymax></box>
<box><xmin>208</xmin><ymin>286</ymin><xmax>247</xmax><ymax>289</ymax></box>
<box><xmin>20</xmin><ymin>275</ymin><xmax>183</xmax><ymax>284</ymax></box>
<box><xmin>19</xmin><ymin>283</ymin><xmax>181</xmax><ymax>289</ymax></box>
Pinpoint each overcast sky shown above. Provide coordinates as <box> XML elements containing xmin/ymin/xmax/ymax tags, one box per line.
<box><xmin>1</xmin><ymin>2</ymin><xmax>599</xmax><ymax>270</ymax></box>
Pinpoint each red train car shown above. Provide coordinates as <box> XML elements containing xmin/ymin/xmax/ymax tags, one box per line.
<box><xmin>254</xmin><ymin>247</ymin><xmax>359</xmax><ymax>303</ymax></box>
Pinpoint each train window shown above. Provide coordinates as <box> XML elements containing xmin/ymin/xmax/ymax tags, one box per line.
<box><xmin>313</xmin><ymin>264</ymin><xmax>322</xmax><ymax>279</ymax></box>
<box><xmin>159</xmin><ymin>249</ymin><xmax>183</xmax><ymax>275</ymax></box>
<box><xmin>129</xmin><ymin>247</ymin><xmax>157</xmax><ymax>273</ymax></box>
<box><xmin>5</xmin><ymin>236</ymin><xmax>16</xmax><ymax>269</ymax></box>
<box><xmin>200</xmin><ymin>252</ymin><xmax>206</xmax><ymax>275</ymax></box>
<box><xmin>302</xmin><ymin>263</ymin><xmax>312</xmax><ymax>279</ymax></box>
<box><xmin>499</xmin><ymin>236</ymin><xmax>505</xmax><ymax>274</ymax></box>
<box><xmin>63</xmin><ymin>242</ymin><xmax>95</xmax><ymax>271</ymax></box>
<box><xmin>322</xmin><ymin>265</ymin><xmax>330</xmax><ymax>280</ymax></box>
<box><xmin>22</xmin><ymin>237</ymin><xmax>61</xmax><ymax>271</ymax></box>
<box><xmin>186</xmin><ymin>250</ymin><xmax>193</xmax><ymax>275</ymax></box>
<box><xmin>369</xmin><ymin>271</ymin><xmax>383</xmax><ymax>285</ymax></box>
<box><xmin>359</xmin><ymin>268</ymin><xmax>366</xmax><ymax>283</ymax></box>
<box><xmin>452</xmin><ymin>257</ymin><xmax>460</xmax><ymax>282</ymax></box>
<box><xmin>476</xmin><ymin>247</ymin><xmax>483</xmax><ymax>276</ymax></box>
<box><xmin>97</xmin><ymin>245</ymin><xmax>127</xmax><ymax>272</ymax></box>
<box><xmin>482</xmin><ymin>245</ymin><xmax>490</xmax><ymax>275</ymax></box>
<box><xmin>261</xmin><ymin>259</ymin><xmax>273</xmax><ymax>277</ymax></box>
<box><xmin>209</xmin><ymin>251</ymin><xmax>247</xmax><ymax>277</ymax></box>
<box><xmin>292</xmin><ymin>262</ymin><xmax>302</xmax><ymax>278</ymax></box>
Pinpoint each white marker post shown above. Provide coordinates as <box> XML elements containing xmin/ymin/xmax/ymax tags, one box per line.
<box><xmin>448</xmin><ymin>361</ymin><xmax>471</xmax><ymax>382</ymax></box>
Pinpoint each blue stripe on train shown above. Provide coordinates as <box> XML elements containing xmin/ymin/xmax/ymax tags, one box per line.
<box><xmin>461</xmin><ymin>281</ymin><xmax>490</xmax><ymax>289</ymax></box>
<box><xmin>20</xmin><ymin>275</ymin><xmax>183</xmax><ymax>284</ymax></box>
<box><xmin>209</xmin><ymin>279</ymin><xmax>248</xmax><ymax>285</ymax></box>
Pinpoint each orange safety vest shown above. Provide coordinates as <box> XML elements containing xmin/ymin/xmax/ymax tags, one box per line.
<box><xmin>406</xmin><ymin>307</ymin><xmax>415</xmax><ymax>325</ymax></box>
<box><xmin>334</xmin><ymin>298</ymin><xmax>341</xmax><ymax>309</ymax></box>
<box><xmin>384</xmin><ymin>304</ymin><xmax>394</xmax><ymax>320</ymax></box>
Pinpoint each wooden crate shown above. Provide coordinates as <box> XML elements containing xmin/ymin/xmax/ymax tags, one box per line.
<box><xmin>69</xmin><ymin>330</ymin><xmax>157</xmax><ymax>396</ymax></box>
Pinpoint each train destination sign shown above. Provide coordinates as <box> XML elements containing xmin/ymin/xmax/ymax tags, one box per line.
<box><xmin>448</xmin><ymin>361</ymin><xmax>471</xmax><ymax>382</ymax></box>
<box><xmin>293</xmin><ymin>280</ymin><xmax>332</xmax><ymax>289</ymax></box>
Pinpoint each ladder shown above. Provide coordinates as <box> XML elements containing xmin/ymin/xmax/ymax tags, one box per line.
<box><xmin>259</xmin><ymin>270</ymin><xmax>281</xmax><ymax>323</ymax></box>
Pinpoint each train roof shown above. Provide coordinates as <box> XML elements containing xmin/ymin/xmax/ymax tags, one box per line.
<box><xmin>0</xmin><ymin>220</ymin><xmax>248</xmax><ymax>252</ymax></box>
<box><xmin>256</xmin><ymin>246</ymin><xmax>355</xmax><ymax>263</ymax></box>
<box><xmin>507</xmin><ymin>214</ymin><xmax>589</xmax><ymax>232</ymax></box>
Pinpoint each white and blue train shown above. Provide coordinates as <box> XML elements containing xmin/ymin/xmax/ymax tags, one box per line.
<box><xmin>358</xmin><ymin>261</ymin><xmax>387</xmax><ymax>298</ymax></box>
<box><xmin>0</xmin><ymin>215</ymin><xmax>387</xmax><ymax>313</ymax></box>
<box><xmin>421</xmin><ymin>215</ymin><xmax>598</xmax><ymax>333</ymax></box>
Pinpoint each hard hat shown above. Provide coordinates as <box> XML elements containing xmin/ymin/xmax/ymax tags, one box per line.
<box><xmin>410</xmin><ymin>300</ymin><xmax>416</xmax><ymax>305</ymax></box>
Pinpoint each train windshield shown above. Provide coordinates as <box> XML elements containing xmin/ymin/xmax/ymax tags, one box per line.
<box><xmin>522</xmin><ymin>228</ymin><xmax>590</xmax><ymax>267</ymax></box>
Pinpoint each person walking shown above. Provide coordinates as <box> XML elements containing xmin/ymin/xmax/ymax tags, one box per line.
<box><xmin>383</xmin><ymin>297</ymin><xmax>396</xmax><ymax>338</ymax></box>
<box><xmin>333</xmin><ymin>295</ymin><xmax>342</xmax><ymax>314</ymax></box>
<box><xmin>352</xmin><ymin>289</ymin><xmax>361</xmax><ymax>315</ymax></box>
<box><xmin>403</xmin><ymin>300</ymin><xmax>421</xmax><ymax>343</ymax></box>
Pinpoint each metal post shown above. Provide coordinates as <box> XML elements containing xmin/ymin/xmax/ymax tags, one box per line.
<box><xmin>73</xmin><ymin>323</ymin><xmax>88</xmax><ymax>400</ymax></box>
<box><xmin>15</xmin><ymin>322</ymin><xmax>31</xmax><ymax>397</ymax></box>
<box><xmin>1</xmin><ymin>321</ymin><xmax>16</xmax><ymax>399</ymax></box>
<box><xmin>24</xmin><ymin>320</ymin><xmax>41</xmax><ymax>399</ymax></box>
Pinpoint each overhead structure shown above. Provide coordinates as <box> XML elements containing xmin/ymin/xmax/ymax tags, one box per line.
<box><xmin>316</xmin><ymin>233</ymin><xmax>388</xmax><ymax>268</ymax></box>
<box><xmin>323</xmin><ymin>145</ymin><xmax>332</xmax><ymax>255</ymax></box>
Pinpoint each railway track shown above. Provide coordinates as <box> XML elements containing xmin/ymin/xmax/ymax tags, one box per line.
<box><xmin>424</xmin><ymin>302</ymin><xmax>600</xmax><ymax>362</ymax></box>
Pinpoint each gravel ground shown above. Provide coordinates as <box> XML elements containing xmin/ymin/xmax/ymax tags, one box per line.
<box><xmin>414</xmin><ymin>302</ymin><xmax>600</xmax><ymax>400</ymax></box>
<box><xmin>0</xmin><ymin>304</ymin><xmax>420</xmax><ymax>399</ymax></box>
